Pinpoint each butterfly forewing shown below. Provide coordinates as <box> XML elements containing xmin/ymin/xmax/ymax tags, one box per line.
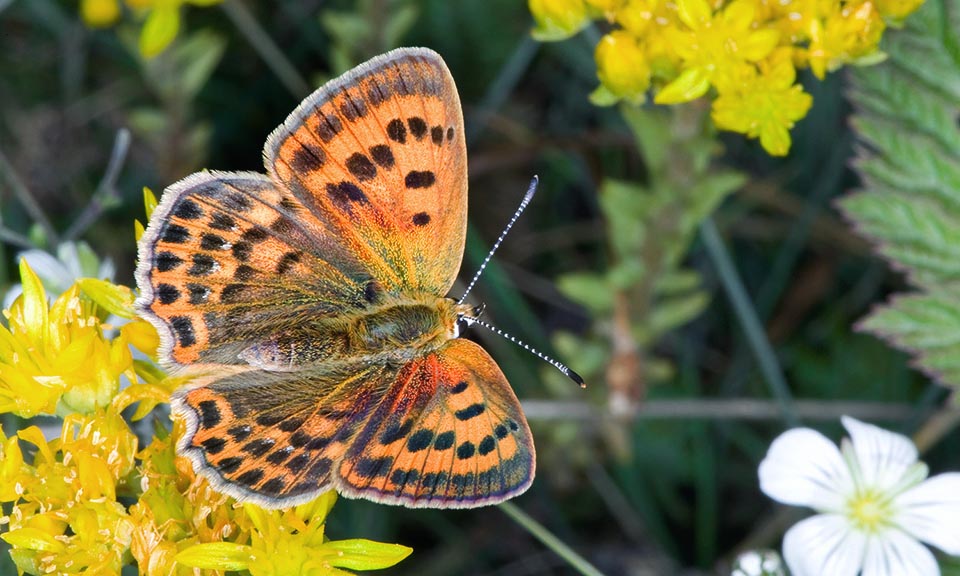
<box><xmin>265</xmin><ymin>48</ymin><xmax>468</xmax><ymax>296</ymax></box>
<box><xmin>336</xmin><ymin>339</ymin><xmax>535</xmax><ymax>508</ymax></box>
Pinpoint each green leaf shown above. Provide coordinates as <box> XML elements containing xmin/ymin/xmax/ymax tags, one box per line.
<box><xmin>324</xmin><ymin>539</ymin><xmax>413</xmax><ymax>570</ymax></box>
<box><xmin>177</xmin><ymin>30</ymin><xmax>227</xmax><ymax>99</ymax></box>
<box><xmin>557</xmin><ymin>273</ymin><xmax>613</xmax><ymax>314</ymax></box>
<box><xmin>839</xmin><ymin>0</ymin><xmax>960</xmax><ymax>389</ymax></box>
<box><xmin>858</xmin><ymin>291</ymin><xmax>960</xmax><ymax>384</ymax></box>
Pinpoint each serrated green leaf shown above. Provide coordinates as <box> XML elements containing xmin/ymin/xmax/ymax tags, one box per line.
<box><xmin>843</xmin><ymin>0</ymin><xmax>960</xmax><ymax>388</ymax></box>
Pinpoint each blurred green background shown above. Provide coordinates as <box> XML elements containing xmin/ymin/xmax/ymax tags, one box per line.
<box><xmin>1</xmin><ymin>0</ymin><xmax>957</xmax><ymax>574</ymax></box>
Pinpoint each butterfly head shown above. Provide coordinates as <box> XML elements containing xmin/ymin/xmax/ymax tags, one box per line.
<box><xmin>452</xmin><ymin>301</ymin><xmax>485</xmax><ymax>338</ymax></box>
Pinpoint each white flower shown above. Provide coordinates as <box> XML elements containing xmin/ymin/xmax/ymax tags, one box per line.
<box><xmin>731</xmin><ymin>549</ymin><xmax>785</xmax><ymax>576</ymax></box>
<box><xmin>758</xmin><ymin>416</ymin><xmax>960</xmax><ymax>576</ymax></box>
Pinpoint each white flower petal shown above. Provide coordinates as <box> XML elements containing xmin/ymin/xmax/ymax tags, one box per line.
<box><xmin>783</xmin><ymin>514</ymin><xmax>865</xmax><ymax>576</ymax></box>
<box><xmin>842</xmin><ymin>416</ymin><xmax>918</xmax><ymax>492</ymax></box>
<box><xmin>861</xmin><ymin>528</ymin><xmax>939</xmax><ymax>576</ymax></box>
<box><xmin>895</xmin><ymin>472</ymin><xmax>960</xmax><ymax>555</ymax></box>
<box><xmin>759</xmin><ymin>428</ymin><xmax>851</xmax><ymax>511</ymax></box>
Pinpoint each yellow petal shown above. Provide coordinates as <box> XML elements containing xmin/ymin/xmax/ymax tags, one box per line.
<box><xmin>1</xmin><ymin>527</ymin><xmax>66</xmax><ymax>553</ymax></box>
<box><xmin>176</xmin><ymin>542</ymin><xmax>253</xmax><ymax>571</ymax></box>
<box><xmin>760</xmin><ymin>123</ymin><xmax>791</xmax><ymax>156</ymax></box>
<box><xmin>675</xmin><ymin>0</ymin><xmax>711</xmax><ymax>28</ymax></box>
<box><xmin>18</xmin><ymin>259</ymin><xmax>48</xmax><ymax>349</ymax></box>
<box><xmin>654</xmin><ymin>67</ymin><xmax>711</xmax><ymax>103</ymax></box>
<box><xmin>741</xmin><ymin>29</ymin><xmax>781</xmax><ymax>61</ymax></box>
<box><xmin>721</xmin><ymin>0</ymin><xmax>755</xmax><ymax>29</ymax></box>
<box><xmin>77</xmin><ymin>278</ymin><xmax>136</xmax><ymax>319</ymax></box>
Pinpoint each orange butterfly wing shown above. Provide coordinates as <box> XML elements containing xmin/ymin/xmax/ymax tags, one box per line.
<box><xmin>264</xmin><ymin>47</ymin><xmax>467</xmax><ymax>295</ymax></box>
<box><xmin>337</xmin><ymin>339</ymin><xmax>534</xmax><ymax>508</ymax></box>
<box><xmin>135</xmin><ymin>173</ymin><xmax>375</xmax><ymax>367</ymax></box>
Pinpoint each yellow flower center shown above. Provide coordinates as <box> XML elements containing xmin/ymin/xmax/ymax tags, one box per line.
<box><xmin>846</xmin><ymin>489</ymin><xmax>892</xmax><ymax>533</ymax></box>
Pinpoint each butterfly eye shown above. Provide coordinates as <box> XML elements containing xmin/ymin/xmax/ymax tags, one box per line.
<box><xmin>472</xmin><ymin>303</ymin><xmax>486</xmax><ymax>318</ymax></box>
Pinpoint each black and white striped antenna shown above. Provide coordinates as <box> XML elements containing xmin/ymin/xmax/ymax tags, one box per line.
<box><xmin>467</xmin><ymin>317</ymin><xmax>585</xmax><ymax>388</ymax></box>
<box><xmin>458</xmin><ymin>176</ymin><xmax>538</xmax><ymax>305</ymax></box>
<box><xmin>457</xmin><ymin>176</ymin><xmax>585</xmax><ymax>388</ymax></box>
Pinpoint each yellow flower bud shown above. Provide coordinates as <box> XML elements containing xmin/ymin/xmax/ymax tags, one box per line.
<box><xmin>530</xmin><ymin>0</ymin><xmax>592</xmax><ymax>41</ymax></box>
<box><xmin>81</xmin><ymin>0</ymin><xmax>121</xmax><ymax>28</ymax></box>
<box><xmin>595</xmin><ymin>31</ymin><xmax>651</xmax><ymax>102</ymax></box>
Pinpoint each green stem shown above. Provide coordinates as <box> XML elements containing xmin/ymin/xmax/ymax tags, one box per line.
<box><xmin>221</xmin><ymin>0</ymin><xmax>310</xmax><ymax>99</ymax></box>
<box><xmin>700</xmin><ymin>218</ymin><xmax>799</xmax><ymax>428</ymax></box>
<box><xmin>498</xmin><ymin>501</ymin><xmax>607</xmax><ymax>576</ymax></box>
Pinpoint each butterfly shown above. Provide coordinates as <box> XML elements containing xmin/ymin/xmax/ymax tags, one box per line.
<box><xmin>135</xmin><ymin>47</ymin><xmax>537</xmax><ymax>509</ymax></box>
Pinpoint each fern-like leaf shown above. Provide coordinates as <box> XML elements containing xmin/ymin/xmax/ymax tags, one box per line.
<box><xmin>838</xmin><ymin>0</ymin><xmax>960</xmax><ymax>388</ymax></box>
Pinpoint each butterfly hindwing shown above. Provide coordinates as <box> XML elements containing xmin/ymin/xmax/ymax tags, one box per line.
<box><xmin>264</xmin><ymin>47</ymin><xmax>468</xmax><ymax>296</ymax></box>
<box><xmin>173</xmin><ymin>363</ymin><xmax>397</xmax><ymax>507</ymax></box>
<box><xmin>336</xmin><ymin>339</ymin><xmax>535</xmax><ymax>508</ymax></box>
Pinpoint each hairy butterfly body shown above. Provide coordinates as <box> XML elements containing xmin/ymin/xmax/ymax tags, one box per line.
<box><xmin>135</xmin><ymin>47</ymin><xmax>535</xmax><ymax>509</ymax></box>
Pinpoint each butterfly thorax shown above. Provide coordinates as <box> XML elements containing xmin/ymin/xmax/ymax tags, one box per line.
<box><xmin>240</xmin><ymin>293</ymin><xmax>473</xmax><ymax>371</ymax></box>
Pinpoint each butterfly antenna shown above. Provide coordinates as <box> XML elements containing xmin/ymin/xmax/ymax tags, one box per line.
<box><xmin>467</xmin><ymin>317</ymin><xmax>586</xmax><ymax>388</ymax></box>
<box><xmin>458</xmin><ymin>176</ymin><xmax>538</xmax><ymax>305</ymax></box>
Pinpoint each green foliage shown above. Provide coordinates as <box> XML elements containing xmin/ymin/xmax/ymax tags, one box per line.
<box><xmin>553</xmin><ymin>105</ymin><xmax>743</xmax><ymax>391</ymax></box>
<box><xmin>837</xmin><ymin>0</ymin><xmax>960</xmax><ymax>390</ymax></box>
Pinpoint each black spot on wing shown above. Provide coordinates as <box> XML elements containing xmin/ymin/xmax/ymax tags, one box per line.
<box><xmin>162</xmin><ymin>223</ymin><xmax>189</xmax><ymax>244</ymax></box>
<box><xmin>369</xmin><ymin>144</ymin><xmax>394</xmax><ymax>168</ymax></box>
<box><xmin>455</xmin><ymin>403</ymin><xmax>485</xmax><ymax>421</ymax></box>
<box><xmin>405</xmin><ymin>171</ymin><xmax>435</xmax><ymax>189</ymax></box>
<box><xmin>170</xmin><ymin>316</ymin><xmax>196</xmax><ymax>347</ymax></box>
<box><xmin>155</xmin><ymin>252</ymin><xmax>183</xmax><ymax>272</ymax></box>
<box><xmin>386</xmin><ymin>119</ymin><xmax>406</xmax><ymax>144</ymax></box>
<box><xmin>197</xmin><ymin>400</ymin><xmax>221</xmax><ymax>428</ymax></box>
<box><xmin>407</xmin><ymin>117</ymin><xmax>427</xmax><ymax>140</ymax></box>
<box><xmin>156</xmin><ymin>283</ymin><xmax>180</xmax><ymax>304</ymax></box>
<box><xmin>346</xmin><ymin>153</ymin><xmax>377</xmax><ymax>181</ymax></box>
<box><xmin>412</xmin><ymin>212</ymin><xmax>430</xmax><ymax>226</ymax></box>
<box><xmin>406</xmin><ymin>429</ymin><xmax>434</xmax><ymax>452</ymax></box>
<box><xmin>173</xmin><ymin>199</ymin><xmax>203</xmax><ymax>220</ymax></box>
<box><xmin>201</xmin><ymin>437</ymin><xmax>226</xmax><ymax>455</ymax></box>
<box><xmin>433</xmin><ymin>431</ymin><xmax>455</xmax><ymax>450</ymax></box>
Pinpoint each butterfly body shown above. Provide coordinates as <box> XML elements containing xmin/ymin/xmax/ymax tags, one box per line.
<box><xmin>240</xmin><ymin>294</ymin><xmax>471</xmax><ymax>372</ymax></box>
<box><xmin>136</xmin><ymin>48</ymin><xmax>535</xmax><ymax>509</ymax></box>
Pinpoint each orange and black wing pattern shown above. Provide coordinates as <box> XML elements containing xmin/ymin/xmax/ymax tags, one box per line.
<box><xmin>264</xmin><ymin>47</ymin><xmax>468</xmax><ymax>296</ymax></box>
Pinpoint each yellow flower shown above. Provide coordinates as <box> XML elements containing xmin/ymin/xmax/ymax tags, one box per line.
<box><xmin>804</xmin><ymin>0</ymin><xmax>886</xmax><ymax>78</ymax></box>
<box><xmin>176</xmin><ymin>492</ymin><xmax>412</xmax><ymax>575</ymax></box>
<box><xmin>594</xmin><ymin>31</ymin><xmax>651</xmax><ymax>104</ymax></box>
<box><xmin>656</xmin><ymin>0</ymin><xmax>781</xmax><ymax>103</ymax></box>
<box><xmin>80</xmin><ymin>0</ymin><xmax>121</xmax><ymax>27</ymax></box>
<box><xmin>0</xmin><ymin>413</ymin><xmax>138</xmax><ymax>574</ymax></box>
<box><xmin>529</xmin><ymin>0</ymin><xmax>592</xmax><ymax>41</ymax></box>
<box><xmin>876</xmin><ymin>0</ymin><xmax>925</xmax><ymax>21</ymax></box>
<box><xmin>0</xmin><ymin>260</ymin><xmax>136</xmax><ymax>418</ymax></box>
<box><xmin>712</xmin><ymin>50</ymin><xmax>813</xmax><ymax>155</ymax></box>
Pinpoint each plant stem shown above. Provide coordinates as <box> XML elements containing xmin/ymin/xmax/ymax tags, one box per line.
<box><xmin>498</xmin><ymin>501</ymin><xmax>607</xmax><ymax>576</ymax></box>
<box><xmin>221</xmin><ymin>0</ymin><xmax>310</xmax><ymax>99</ymax></box>
<box><xmin>703</xmin><ymin>218</ymin><xmax>800</xmax><ymax>426</ymax></box>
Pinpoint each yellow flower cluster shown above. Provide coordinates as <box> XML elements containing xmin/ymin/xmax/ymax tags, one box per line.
<box><xmin>79</xmin><ymin>0</ymin><xmax>222</xmax><ymax>57</ymax></box>
<box><xmin>0</xmin><ymin>256</ymin><xmax>410</xmax><ymax>574</ymax></box>
<box><xmin>529</xmin><ymin>0</ymin><xmax>924</xmax><ymax>155</ymax></box>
